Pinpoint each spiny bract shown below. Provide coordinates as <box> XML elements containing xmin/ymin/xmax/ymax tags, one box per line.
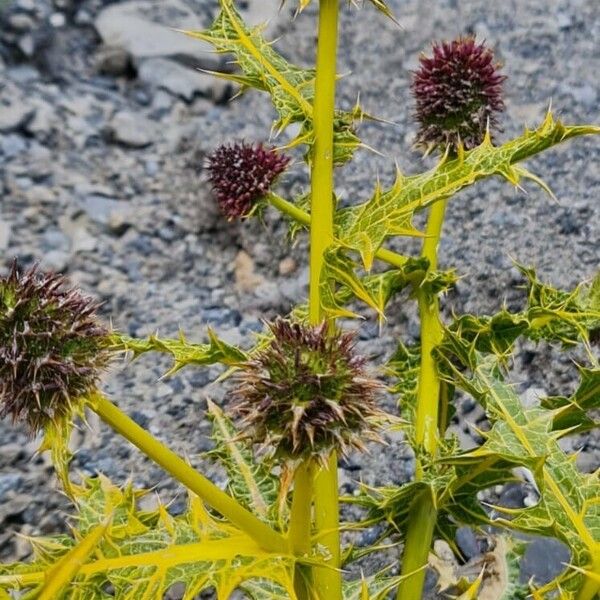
<box><xmin>207</xmin><ymin>142</ymin><xmax>290</xmax><ymax>220</ymax></box>
<box><xmin>412</xmin><ymin>36</ymin><xmax>506</xmax><ymax>151</ymax></box>
<box><xmin>0</xmin><ymin>261</ymin><xmax>111</xmax><ymax>435</ymax></box>
<box><xmin>230</xmin><ymin>318</ymin><xmax>384</xmax><ymax>465</ymax></box>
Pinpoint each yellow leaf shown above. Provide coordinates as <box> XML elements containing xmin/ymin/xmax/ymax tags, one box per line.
<box><xmin>37</xmin><ymin>519</ymin><xmax>109</xmax><ymax>600</ymax></box>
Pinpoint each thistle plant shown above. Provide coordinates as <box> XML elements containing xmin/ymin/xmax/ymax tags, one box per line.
<box><xmin>1</xmin><ymin>1</ymin><xmax>599</xmax><ymax>599</ymax></box>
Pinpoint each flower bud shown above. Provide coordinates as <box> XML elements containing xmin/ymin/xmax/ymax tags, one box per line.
<box><xmin>0</xmin><ymin>261</ymin><xmax>111</xmax><ymax>435</ymax></box>
<box><xmin>412</xmin><ymin>37</ymin><xmax>506</xmax><ymax>151</ymax></box>
<box><xmin>207</xmin><ymin>142</ymin><xmax>291</xmax><ymax>220</ymax></box>
<box><xmin>230</xmin><ymin>319</ymin><xmax>384</xmax><ymax>465</ymax></box>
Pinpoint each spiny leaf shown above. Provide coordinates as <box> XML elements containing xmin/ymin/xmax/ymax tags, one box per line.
<box><xmin>334</xmin><ymin>113</ymin><xmax>600</xmax><ymax>270</ymax></box>
<box><xmin>206</xmin><ymin>400</ymin><xmax>282</xmax><ymax>524</ymax></box>
<box><xmin>543</xmin><ymin>366</ymin><xmax>600</xmax><ymax>434</ymax></box>
<box><xmin>518</xmin><ymin>264</ymin><xmax>600</xmax><ymax>349</ymax></box>
<box><xmin>292</xmin><ymin>0</ymin><xmax>398</xmax><ymax>23</ymax></box>
<box><xmin>184</xmin><ymin>0</ymin><xmax>363</xmax><ymax>164</ymax></box>
<box><xmin>320</xmin><ymin>252</ymin><xmax>455</xmax><ymax>321</ymax></box>
<box><xmin>386</xmin><ymin>341</ymin><xmax>420</xmax><ymax>418</ymax></box>
<box><xmin>435</xmin><ymin>349</ymin><xmax>600</xmax><ymax>595</ymax></box>
<box><xmin>447</xmin><ymin>311</ymin><xmax>529</xmax><ymax>360</ymax></box>
<box><xmin>111</xmin><ymin>329</ymin><xmax>247</xmax><ymax>376</ymax></box>
<box><xmin>319</xmin><ymin>249</ymin><xmax>386</xmax><ymax>319</ymax></box>
<box><xmin>341</xmin><ymin>566</ymin><xmax>403</xmax><ymax>600</ymax></box>
<box><xmin>443</xmin><ymin>266</ymin><xmax>600</xmax><ymax>364</ymax></box>
<box><xmin>0</xmin><ymin>477</ymin><xmax>298</xmax><ymax>600</ymax></box>
<box><xmin>36</xmin><ymin>520</ymin><xmax>109</xmax><ymax>600</ymax></box>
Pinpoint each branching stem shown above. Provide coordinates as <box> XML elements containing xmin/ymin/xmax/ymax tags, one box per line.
<box><xmin>91</xmin><ymin>394</ymin><xmax>288</xmax><ymax>555</ymax></box>
<box><xmin>267</xmin><ymin>193</ymin><xmax>410</xmax><ymax>270</ymax></box>
<box><xmin>397</xmin><ymin>198</ymin><xmax>448</xmax><ymax>599</ymax></box>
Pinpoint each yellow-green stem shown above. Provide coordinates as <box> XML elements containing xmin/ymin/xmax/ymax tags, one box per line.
<box><xmin>289</xmin><ymin>461</ymin><xmax>316</xmax><ymax>600</ymax></box>
<box><xmin>267</xmin><ymin>192</ymin><xmax>410</xmax><ymax>270</ymax></box>
<box><xmin>397</xmin><ymin>199</ymin><xmax>448</xmax><ymax>600</ymax></box>
<box><xmin>414</xmin><ymin>199</ymin><xmax>447</xmax><ymax>457</ymax></box>
<box><xmin>309</xmin><ymin>0</ymin><xmax>342</xmax><ymax>597</ymax></box>
<box><xmin>92</xmin><ymin>394</ymin><xmax>288</xmax><ymax>555</ymax></box>
<box><xmin>289</xmin><ymin>461</ymin><xmax>316</xmax><ymax>554</ymax></box>
<box><xmin>397</xmin><ymin>489</ymin><xmax>436</xmax><ymax>598</ymax></box>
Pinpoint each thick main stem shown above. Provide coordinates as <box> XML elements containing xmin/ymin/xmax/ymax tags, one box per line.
<box><xmin>397</xmin><ymin>199</ymin><xmax>447</xmax><ymax>599</ymax></box>
<box><xmin>92</xmin><ymin>394</ymin><xmax>288</xmax><ymax>555</ymax></box>
<box><xmin>309</xmin><ymin>0</ymin><xmax>342</xmax><ymax>598</ymax></box>
<box><xmin>289</xmin><ymin>461</ymin><xmax>316</xmax><ymax>554</ymax></box>
<box><xmin>289</xmin><ymin>461</ymin><xmax>316</xmax><ymax>600</ymax></box>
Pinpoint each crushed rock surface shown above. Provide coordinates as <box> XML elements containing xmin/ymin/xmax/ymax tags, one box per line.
<box><xmin>0</xmin><ymin>0</ymin><xmax>598</xmax><ymax>594</ymax></box>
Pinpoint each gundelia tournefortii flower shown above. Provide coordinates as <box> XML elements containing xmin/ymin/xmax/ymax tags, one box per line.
<box><xmin>0</xmin><ymin>261</ymin><xmax>111</xmax><ymax>435</ymax></box>
<box><xmin>230</xmin><ymin>319</ymin><xmax>384</xmax><ymax>466</ymax></box>
<box><xmin>207</xmin><ymin>142</ymin><xmax>291</xmax><ymax>220</ymax></box>
<box><xmin>412</xmin><ymin>37</ymin><xmax>506</xmax><ymax>151</ymax></box>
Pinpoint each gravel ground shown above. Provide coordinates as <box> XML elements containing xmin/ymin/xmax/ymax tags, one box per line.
<box><xmin>0</xmin><ymin>0</ymin><xmax>598</xmax><ymax>595</ymax></box>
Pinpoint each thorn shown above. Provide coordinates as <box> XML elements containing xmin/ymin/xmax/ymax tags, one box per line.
<box><xmin>482</xmin><ymin>120</ymin><xmax>493</xmax><ymax>146</ymax></box>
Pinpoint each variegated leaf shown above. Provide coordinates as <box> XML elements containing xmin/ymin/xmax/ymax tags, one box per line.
<box><xmin>436</xmin><ymin>350</ymin><xmax>600</xmax><ymax>596</ymax></box>
<box><xmin>206</xmin><ymin>400</ymin><xmax>282</xmax><ymax>524</ymax></box>
<box><xmin>543</xmin><ymin>366</ymin><xmax>600</xmax><ymax>434</ymax></box>
<box><xmin>320</xmin><ymin>252</ymin><xmax>455</xmax><ymax>321</ymax></box>
<box><xmin>111</xmin><ymin>329</ymin><xmax>247</xmax><ymax>376</ymax></box>
<box><xmin>334</xmin><ymin>114</ymin><xmax>600</xmax><ymax>270</ymax></box>
<box><xmin>519</xmin><ymin>265</ymin><xmax>600</xmax><ymax>348</ymax></box>
<box><xmin>0</xmin><ymin>477</ymin><xmax>297</xmax><ymax>600</ymax></box>
<box><xmin>184</xmin><ymin>0</ymin><xmax>363</xmax><ymax>164</ymax></box>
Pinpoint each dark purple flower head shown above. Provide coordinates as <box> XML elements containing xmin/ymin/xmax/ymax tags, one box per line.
<box><xmin>412</xmin><ymin>37</ymin><xmax>506</xmax><ymax>151</ymax></box>
<box><xmin>230</xmin><ymin>319</ymin><xmax>384</xmax><ymax>465</ymax></box>
<box><xmin>0</xmin><ymin>261</ymin><xmax>111</xmax><ymax>435</ymax></box>
<box><xmin>207</xmin><ymin>142</ymin><xmax>291</xmax><ymax>220</ymax></box>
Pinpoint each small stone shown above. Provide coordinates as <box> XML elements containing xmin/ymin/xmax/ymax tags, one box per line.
<box><xmin>235</xmin><ymin>250</ymin><xmax>265</xmax><ymax>293</ymax></box>
<box><xmin>7</xmin><ymin>13</ymin><xmax>35</xmax><ymax>32</ymax></box>
<box><xmin>26</xmin><ymin>99</ymin><xmax>54</xmax><ymax>137</ymax></box>
<box><xmin>571</xmin><ymin>84</ymin><xmax>597</xmax><ymax>110</ymax></box>
<box><xmin>79</xmin><ymin>195</ymin><xmax>122</xmax><ymax>225</ymax></box>
<box><xmin>94</xmin><ymin>45</ymin><xmax>132</xmax><ymax>77</ymax></box>
<box><xmin>49</xmin><ymin>12</ymin><xmax>66</xmax><ymax>28</ymax></box>
<box><xmin>42</xmin><ymin>250</ymin><xmax>70</xmax><ymax>272</ymax></box>
<box><xmin>138</xmin><ymin>57</ymin><xmax>228</xmax><ymax>102</ymax></box>
<box><xmin>455</xmin><ymin>527</ymin><xmax>480</xmax><ymax>560</ymax></box>
<box><xmin>15</xmin><ymin>0</ymin><xmax>35</xmax><ymax>10</ymax></box>
<box><xmin>59</xmin><ymin>214</ymin><xmax>97</xmax><ymax>253</ymax></box>
<box><xmin>105</xmin><ymin>111</ymin><xmax>155</xmax><ymax>148</ymax></box>
<box><xmin>0</xmin><ymin>221</ymin><xmax>10</xmax><ymax>251</ymax></box>
<box><xmin>94</xmin><ymin>0</ymin><xmax>218</xmax><ymax>67</ymax></box>
<box><xmin>278</xmin><ymin>257</ymin><xmax>297</xmax><ymax>276</ymax></box>
<box><xmin>521</xmin><ymin>387</ymin><xmax>546</xmax><ymax>408</ymax></box>
<box><xmin>0</xmin><ymin>134</ymin><xmax>27</xmax><ymax>158</ymax></box>
<box><xmin>17</xmin><ymin>34</ymin><xmax>35</xmax><ymax>58</ymax></box>
<box><xmin>24</xmin><ymin>185</ymin><xmax>56</xmax><ymax>204</ymax></box>
<box><xmin>520</xmin><ymin>538</ymin><xmax>570</xmax><ymax>586</ymax></box>
<box><xmin>0</xmin><ymin>475</ymin><xmax>23</xmax><ymax>502</ymax></box>
<box><xmin>6</xmin><ymin>65</ymin><xmax>39</xmax><ymax>84</ymax></box>
<box><xmin>0</xmin><ymin>102</ymin><xmax>35</xmax><ymax>133</ymax></box>
<box><xmin>108</xmin><ymin>211</ymin><xmax>133</xmax><ymax>236</ymax></box>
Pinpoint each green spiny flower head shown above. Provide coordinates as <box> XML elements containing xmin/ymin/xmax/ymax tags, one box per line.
<box><xmin>412</xmin><ymin>36</ymin><xmax>506</xmax><ymax>152</ymax></box>
<box><xmin>207</xmin><ymin>142</ymin><xmax>291</xmax><ymax>220</ymax></box>
<box><xmin>0</xmin><ymin>261</ymin><xmax>111</xmax><ymax>435</ymax></box>
<box><xmin>231</xmin><ymin>318</ymin><xmax>384</xmax><ymax>465</ymax></box>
